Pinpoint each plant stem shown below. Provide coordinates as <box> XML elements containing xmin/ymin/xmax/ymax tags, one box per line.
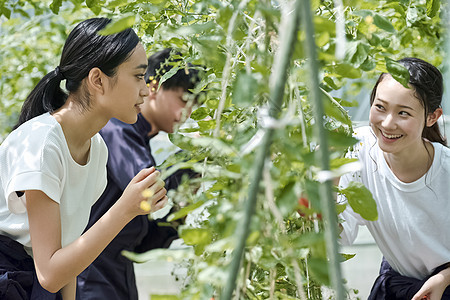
<box><xmin>214</xmin><ymin>0</ymin><xmax>251</xmax><ymax>138</ymax></box>
<box><xmin>220</xmin><ymin>1</ymin><xmax>302</xmax><ymax>299</ymax></box>
<box><xmin>300</xmin><ymin>0</ymin><xmax>345</xmax><ymax>299</ymax></box>
<box><xmin>443</xmin><ymin>0</ymin><xmax>450</xmax><ymax>116</ymax></box>
<box><xmin>264</xmin><ymin>165</ymin><xmax>307</xmax><ymax>299</ymax></box>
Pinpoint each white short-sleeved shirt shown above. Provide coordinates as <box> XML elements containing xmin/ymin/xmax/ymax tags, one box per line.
<box><xmin>338</xmin><ymin>126</ymin><xmax>450</xmax><ymax>279</ymax></box>
<box><xmin>0</xmin><ymin>113</ymin><xmax>107</xmax><ymax>252</ymax></box>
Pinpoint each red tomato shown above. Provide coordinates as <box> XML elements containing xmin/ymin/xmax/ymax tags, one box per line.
<box><xmin>297</xmin><ymin>197</ymin><xmax>310</xmax><ymax>217</ymax></box>
<box><xmin>297</xmin><ymin>197</ymin><xmax>322</xmax><ymax>220</ymax></box>
<box><xmin>298</xmin><ymin>197</ymin><xmax>309</xmax><ymax>207</ymax></box>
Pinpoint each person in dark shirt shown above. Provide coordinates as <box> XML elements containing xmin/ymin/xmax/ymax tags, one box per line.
<box><xmin>76</xmin><ymin>48</ymin><xmax>201</xmax><ymax>300</ymax></box>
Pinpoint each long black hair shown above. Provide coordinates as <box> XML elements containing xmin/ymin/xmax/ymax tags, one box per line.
<box><xmin>370</xmin><ymin>57</ymin><xmax>446</xmax><ymax>146</ymax></box>
<box><xmin>14</xmin><ymin>17</ymin><xmax>140</xmax><ymax>129</ymax></box>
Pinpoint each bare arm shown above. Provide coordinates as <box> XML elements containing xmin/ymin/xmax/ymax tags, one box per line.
<box><xmin>60</xmin><ymin>278</ymin><xmax>76</xmax><ymax>300</ymax></box>
<box><xmin>26</xmin><ymin>167</ymin><xmax>167</xmax><ymax>294</ymax></box>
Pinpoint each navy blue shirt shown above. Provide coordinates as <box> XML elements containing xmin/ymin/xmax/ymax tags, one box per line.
<box><xmin>77</xmin><ymin>114</ymin><xmax>193</xmax><ymax>300</ymax></box>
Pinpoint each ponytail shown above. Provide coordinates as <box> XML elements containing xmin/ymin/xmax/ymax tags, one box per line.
<box><xmin>423</xmin><ymin>120</ymin><xmax>447</xmax><ymax>146</ymax></box>
<box><xmin>13</xmin><ymin>17</ymin><xmax>139</xmax><ymax>130</ymax></box>
<box><xmin>14</xmin><ymin>67</ymin><xmax>67</xmax><ymax>129</ymax></box>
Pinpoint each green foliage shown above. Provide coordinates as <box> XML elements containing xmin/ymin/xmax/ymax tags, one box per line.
<box><xmin>0</xmin><ymin>0</ymin><xmax>445</xmax><ymax>299</ymax></box>
<box><xmin>339</xmin><ymin>182</ymin><xmax>378</xmax><ymax>221</ymax></box>
<box><xmin>385</xmin><ymin>57</ymin><xmax>410</xmax><ymax>88</ymax></box>
<box><xmin>0</xmin><ymin>1</ymin><xmax>93</xmax><ymax>141</ymax></box>
<box><xmin>98</xmin><ymin>15</ymin><xmax>136</xmax><ymax>35</ymax></box>
<box><xmin>426</xmin><ymin>0</ymin><xmax>440</xmax><ymax>18</ymax></box>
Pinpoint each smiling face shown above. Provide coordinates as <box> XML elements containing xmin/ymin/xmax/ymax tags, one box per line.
<box><xmin>103</xmin><ymin>43</ymin><xmax>149</xmax><ymax>124</ymax></box>
<box><xmin>141</xmin><ymin>85</ymin><xmax>192</xmax><ymax>134</ymax></box>
<box><xmin>369</xmin><ymin>75</ymin><xmax>427</xmax><ymax>156</ymax></box>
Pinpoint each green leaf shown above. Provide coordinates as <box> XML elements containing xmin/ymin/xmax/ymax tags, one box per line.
<box><xmin>175</xmin><ymin>21</ymin><xmax>217</xmax><ymax>36</ymax></box>
<box><xmin>385</xmin><ymin>57</ymin><xmax>410</xmax><ymax>88</ymax></box>
<box><xmin>373</xmin><ymin>13</ymin><xmax>396</xmax><ymax>33</ymax></box>
<box><xmin>340</xmin><ymin>181</ymin><xmax>378</xmax><ymax>221</ymax></box>
<box><xmin>168</xmin><ymin>133</ymin><xmax>198</xmax><ymax>151</ymax></box>
<box><xmin>192</xmin><ymin>163</ymin><xmax>241</xmax><ymax>179</ymax></box>
<box><xmin>314</xmin><ymin>15</ymin><xmax>335</xmax><ymax>35</ymax></box>
<box><xmin>352</xmin><ymin>9</ymin><xmax>373</xmax><ymax>18</ymax></box>
<box><xmin>121</xmin><ymin>248</ymin><xmax>195</xmax><ymax>263</ymax></box>
<box><xmin>1</xmin><ymin>6</ymin><xmax>11</xmax><ymax>18</ymax></box>
<box><xmin>276</xmin><ymin>181</ymin><xmax>298</xmax><ymax>217</ymax></box>
<box><xmin>294</xmin><ymin>231</ymin><xmax>325</xmax><ymax>249</ymax></box>
<box><xmin>354</xmin><ymin>10</ymin><xmax>395</xmax><ymax>33</ymax></box>
<box><xmin>179</xmin><ymin>227</ymin><xmax>212</xmax><ymax>255</ymax></box>
<box><xmin>159</xmin><ymin>66</ymin><xmax>181</xmax><ymax>89</ymax></box>
<box><xmin>323</xmin><ymin>76</ymin><xmax>340</xmax><ymax>90</ymax></box>
<box><xmin>190</xmin><ymin>107</ymin><xmax>210</xmax><ymax>120</ymax></box>
<box><xmin>307</xmin><ymin>257</ymin><xmax>330</xmax><ymax>285</ymax></box>
<box><xmin>322</xmin><ymin>88</ymin><xmax>352</xmax><ymax>125</ymax></box>
<box><xmin>106</xmin><ymin>0</ymin><xmax>133</xmax><ymax>9</ymax></box>
<box><xmin>426</xmin><ymin>0</ymin><xmax>440</xmax><ymax>18</ymax></box>
<box><xmin>49</xmin><ymin>0</ymin><xmax>63</xmax><ymax>14</ymax></box>
<box><xmin>336</xmin><ymin>203</ymin><xmax>346</xmax><ymax>215</ymax></box>
<box><xmin>86</xmin><ymin>0</ymin><xmax>102</xmax><ymax>15</ymax></box>
<box><xmin>303</xmin><ymin>179</ymin><xmax>321</xmax><ymax>209</ymax></box>
<box><xmin>98</xmin><ymin>16</ymin><xmax>136</xmax><ymax>35</ymax></box>
<box><xmin>367</xmin><ymin>33</ymin><xmax>381</xmax><ymax>47</ymax></box>
<box><xmin>232</xmin><ymin>72</ymin><xmax>257</xmax><ymax>107</ymax></box>
<box><xmin>360</xmin><ymin>56</ymin><xmax>376</xmax><ymax>71</ymax></box>
<box><xmin>340</xmin><ymin>253</ymin><xmax>356</xmax><ymax>262</ymax></box>
<box><xmin>329</xmin><ymin>63</ymin><xmax>362</xmax><ymax>79</ymax></box>
<box><xmin>316</xmin><ymin>31</ymin><xmax>330</xmax><ymax>47</ymax></box>
<box><xmin>345</xmin><ymin>41</ymin><xmax>370</xmax><ymax>67</ymax></box>
<box><xmin>191</xmin><ymin>137</ymin><xmax>237</xmax><ymax>156</ymax></box>
<box><xmin>159</xmin><ymin>161</ymin><xmax>196</xmax><ymax>181</ymax></box>
<box><xmin>386</xmin><ymin>2</ymin><xmax>407</xmax><ymax>18</ymax></box>
<box><xmin>328</xmin><ymin>130</ymin><xmax>359</xmax><ymax>149</ymax></box>
<box><xmin>330</xmin><ymin>157</ymin><xmax>358</xmax><ymax>170</ymax></box>
<box><xmin>167</xmin><ymin>200</ymin><xmax>206</xmax><ymax>222</ymax></box>
<box><xmin>380</xmin><ymin>37</ymin><xmax>391</xmax><ymax>48</ymax></box>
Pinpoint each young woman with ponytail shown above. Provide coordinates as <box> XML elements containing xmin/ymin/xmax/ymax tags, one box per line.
<box><xmin>0</xmin><ymin>18</ymin><xmax>167</xmax><ymax>299</ymax></box>
<box><xmin>338</xmin><ymin>57</ymin><xmax>450</xmax><ymax>299</ymax></box>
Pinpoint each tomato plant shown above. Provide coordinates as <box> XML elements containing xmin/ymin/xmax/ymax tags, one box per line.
<box><xmin>0</xmin><ymin>0</ymin><xmax>445</xmax><ymax>299</ymax></box>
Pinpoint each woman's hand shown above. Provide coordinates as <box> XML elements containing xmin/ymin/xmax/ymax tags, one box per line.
<box><xmin>119</xmin><ymin>167</ymin><xmax>167</xmax><ymax>217</ymax></box>
<box><xmin>412</xmin><ymin>267</ymin><xmax>450</xmax><ymax>300</ymax></box>
<box><xmin>141</xmin><ymin>175</ymin><xmax>168</xmax><ymax>214</ymax></box>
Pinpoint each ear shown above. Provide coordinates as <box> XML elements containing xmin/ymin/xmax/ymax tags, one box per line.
<box><xmin>86</xmin><ymin>67</ymin><xmax>105</xmax><ymax>94</ymax></box>
<box><xmin>147</xmin><ymin>80</ymin><xmax>159</xmax><ymax>101</ymax></box>
<box><xmin>426</xmin><ymin>107</ymin><xmax>443</xmax><ymax>127</ymax></box>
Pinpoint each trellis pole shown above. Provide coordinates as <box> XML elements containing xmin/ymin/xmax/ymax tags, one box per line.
<box><xmin>300</xmin><ymin>0</ymin><xmax>345</xmax><ymax>299</ymax></box>
<box><xmin>443</xmin><ymin>1</ymin><xmax>450</xmax><ymax>119</ymax></box>
<box><xmin>220</xmin><ymin>0</ymin><xmax>303</xmax><ymax>299</ymax></box>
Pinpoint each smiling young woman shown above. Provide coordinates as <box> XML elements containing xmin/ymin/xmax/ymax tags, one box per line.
<box><xmin>369</xmin><ymin>73</ymin><xmax>442</xmax><ymax>182</ymax></box>
<box><xmin>338</xmin><ymin>57</ymin><xmax>450</xmax><ymax>300</ymax></box>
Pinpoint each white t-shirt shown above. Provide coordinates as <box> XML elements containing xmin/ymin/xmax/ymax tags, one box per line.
<box><xmin>0</xmin><ymin>113</ymin><xmax>107</xmax><ymax>252</ymax></box>
<box><xmin>338</xmin><ymin>126</ymin><xmax>450</xmax><ymax>280</ymax></box>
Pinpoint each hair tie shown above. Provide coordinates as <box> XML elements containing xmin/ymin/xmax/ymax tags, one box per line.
<box><xmin>55</xmin><ymin>66</ymin><xmax>66</xmax><ymax>80</ymax></box>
